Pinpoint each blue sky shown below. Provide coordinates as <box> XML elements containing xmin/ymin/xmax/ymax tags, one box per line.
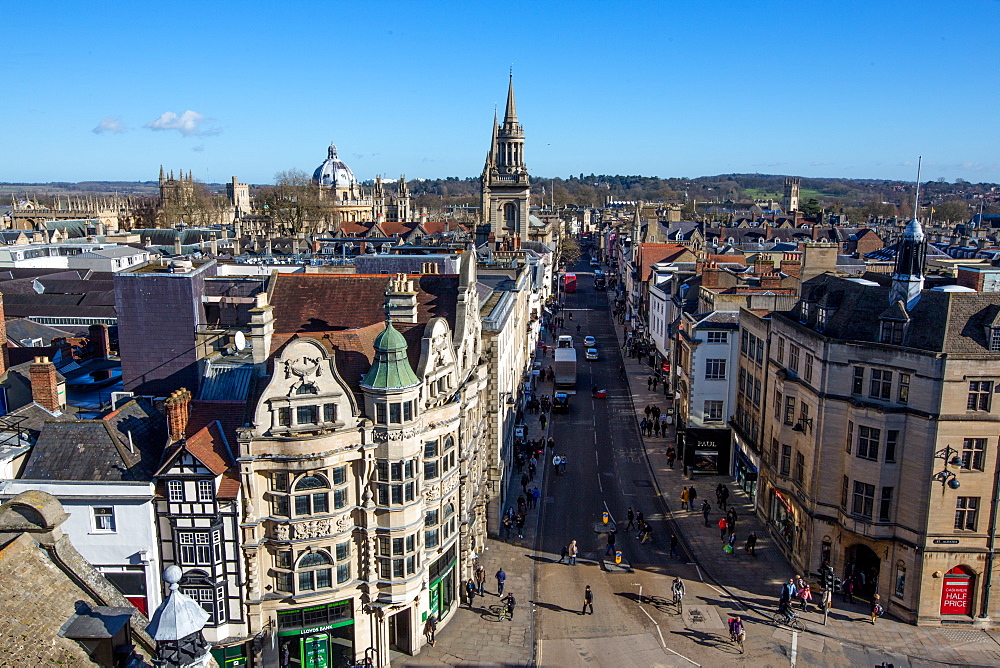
<box><xmin>4</xmin><ymin>1</ymin><xmax>999</xmax><ymax>185</ymax></box>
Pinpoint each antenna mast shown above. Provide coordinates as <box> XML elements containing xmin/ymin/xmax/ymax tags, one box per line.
<box><xmin>913</xmin><ymin>156</ymin><xmax>922</xmax><ymax>220</ymax></box>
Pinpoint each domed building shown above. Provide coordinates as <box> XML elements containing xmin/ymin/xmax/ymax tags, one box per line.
<box><xmin>311</xmin><ymin>142</ymin><xmax>412</xmax><ymax>226</ymax></box>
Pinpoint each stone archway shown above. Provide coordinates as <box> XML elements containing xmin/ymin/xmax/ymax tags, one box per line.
<box><xmin>845</xmin><ymin>543</ymin><xmax>880</xmax><ymax>598</ymax></box>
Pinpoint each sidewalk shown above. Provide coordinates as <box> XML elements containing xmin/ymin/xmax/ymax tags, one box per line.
<box><xmin>394</xmin><ymin>353</ymin><xmax>553</xmax><ymax>667</ymax></box>
<box><xmin>612</xmin><ymin>313</ymin><xmax>1000</xmax><ymax>666</ymax></box>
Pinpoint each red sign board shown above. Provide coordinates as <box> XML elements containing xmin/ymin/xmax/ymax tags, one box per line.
<box><xmin>941</xmin><ymin>575</ymin><xmax>972</xmax><ymax>615</ymax></box>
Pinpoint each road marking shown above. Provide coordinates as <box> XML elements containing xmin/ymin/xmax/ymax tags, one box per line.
<box><xmin>694</xmin><ymin>564</ymin><xmax>703</xmax><ymax>582</ymax></box>
<box><xmin>598</xmin><ymin>474</ymin><xmax>603</xmax><ymax>493</ymax></box>
<box><xmin>790</xmin><ymin>630</ymin><xmax>798</xmax><ymax>667</ymax></box>
<box><xmin>705</xmin><ymin>583</ymin><xmax>746</xmax><ymax>610</ymax></box>
<box><xmin>638</xmin><ymin>605</ymin><xmax>701</xmax><ymax>667</ymax></box>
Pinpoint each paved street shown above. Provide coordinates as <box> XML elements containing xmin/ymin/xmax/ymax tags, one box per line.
<box><xmin>394</xmin><ymin>255</ymin><xmax>1000</xmax><ymax>667</ymax></box>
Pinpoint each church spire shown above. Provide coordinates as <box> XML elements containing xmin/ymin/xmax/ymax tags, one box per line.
<box><xmin>504</xmin><ymin>73</ymin><xmax>518</xmax><ymax>125</ymax></box>
<box><xmin>889</xmin><ymin>157</ymin><xmax>927</xmax><ymax>309</ymax></box>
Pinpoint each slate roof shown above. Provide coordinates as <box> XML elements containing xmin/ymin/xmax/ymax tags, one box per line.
<box><xmin>5</xmin><ymin>318</ymin><xmax>77</xmax><ymax>346</ymax></box>
<box><xmin>792</xmin><ymin>274</ymin><xmax>1000</xmax><ymax>354</ymax></box>
<box><xmin>20</xmin><ymin>420</ymin><xmax>154</xmax><ymax>481</ymax></box>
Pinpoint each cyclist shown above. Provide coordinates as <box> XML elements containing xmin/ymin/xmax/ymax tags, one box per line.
<box><xmin>671</xmin><ymin>577</ymin><xmax>686</xmax><ymax>604</ymax></box>
<box><xmin>501</xmin><ymin>592</ymin><xmax>517</xmax><ymax>621</ymax></box>
<box><xmin>728</xmin><ymin>615</ymin><xmax>746</xmax><ymax>645</ymax></box>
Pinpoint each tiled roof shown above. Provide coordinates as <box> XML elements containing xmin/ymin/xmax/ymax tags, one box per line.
<box><xmin>637</xmin><ymin>244</ymin><xmax>694</xmax><ymax>281</ymax></box>
<box><xmin>186</xmin><ymin>400</ymin><xmax>247</xmax><ymax>452</ymax></box>
<box><xmin>269</xmin><ymin>273</ymin><xmax>458</xmax><ymax>338</ymax></box>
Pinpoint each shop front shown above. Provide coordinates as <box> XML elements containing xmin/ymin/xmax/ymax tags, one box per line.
<box><xmin>426</xmin><ymin>545</ymin><xmax>457</xmax><ymax>624</ymax></box>
<box><xmin>768</xmin><ymin>488</ymin><xmax>799</xmax><ymax>555</ymax></box>
<box><xmin>276</xmin><ymin>599</ymin><xmax>354</xmax><ymax>668</ymax></box>
<box><xmin>940</xmin><ymin>565</ymin><xmax>975</xmax><ymax>617</ymax></box>
<box><xmin>732</xmin><ymin>441</ymin><xmax>759</xmax><ymax>500</ymax></box>
<box><xmin>681</xmin><ymin>428</ymin><xmax>732</xmax><ymax>476</ymax></box>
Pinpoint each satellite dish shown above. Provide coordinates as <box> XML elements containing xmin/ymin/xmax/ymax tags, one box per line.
<box><xmin>234</xmin><ymin>331</ymin><xmax>247</xmax><ymax>351</ymax></box>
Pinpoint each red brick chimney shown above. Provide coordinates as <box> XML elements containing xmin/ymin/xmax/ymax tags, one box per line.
<box><xmin>702</xmin><ymin>262</ymin><xmax>721</xmax><ymax>289</ymax></box>
<box><xmin>165</xmin><ymin>388</ymin><xmax>192</xmax><ymax>442</ymax></box>
<box><xmin>88</xmin><ymin>324</ymin><xmax>111</xmax><ymax>359</ymax></box>
<box><xmin>780</xmin><ymin>253</ymin><xmax>802</xmax><ymax>278</ymax></box>
<box><xmin>754</xmin><ymin>259</ymin><xmax>774</xmax><ymax>276</ymax></box>
<box><xmin>0</xmin><ymin>292</ymin><xmax>7</xmax><ymax>375</ymax></box>
<box><xmin>760</xmin><ymin>273</ymin><xmax>782</xmax><ymax>289</ymax></box>
<box><xmin>29</xmin><ymin>356</ymin><xmax>60</xmax><ymax>412</ymax></box>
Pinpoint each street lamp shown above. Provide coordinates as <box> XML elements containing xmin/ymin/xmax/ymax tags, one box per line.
<box><xmin>933</xmin><ymin>445</ymin><xmax>964</xmax><ymax>489</ymax></box>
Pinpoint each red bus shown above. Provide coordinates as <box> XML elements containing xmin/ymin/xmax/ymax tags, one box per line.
<box><xmin>562</xmin><ymin>273</ymin><xmax>577</xmax><ymax>293</ymax></box>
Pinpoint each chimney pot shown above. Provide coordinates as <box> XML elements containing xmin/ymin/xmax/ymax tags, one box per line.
<box><xmin>29</xmin><ymin>357</ymin><xmax>60</xmax><ymax>412</ymax></box>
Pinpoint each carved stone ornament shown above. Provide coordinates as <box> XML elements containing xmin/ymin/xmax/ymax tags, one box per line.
<box><xmin>373</xmin><ymin>427</ymin><xmax>418</xmax><ymax>442</ymax></box>
<box><xmin>424</xmin><ymin>485</ymin><xmax>440</xmax><ymax>501</ymax></box>
<box><xmin>336</xmin><ymin>514</ymin><xmax>352</xmax><ymax>532</ymax></box>
<box><xmin>293</xmin><ymin>518</ymin><xmax>333</xmax><ymax>540</ymax></box>
<box><xmin>284</xmin><ymin>356</ymin><xmax>323</xmax><ymax>380</ymax></box>
<box><xmin>274</xmin><ymin>523</ymin><xmax>290</xmax><ymax>541</ymax></box>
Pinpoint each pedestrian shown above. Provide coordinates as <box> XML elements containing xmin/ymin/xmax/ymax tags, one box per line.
<box><xmin>559</xmin><ymin>454</ymin><xmax>567</xmax><ymax>475</ymax></box>
<box><xmin>568</xmin><ymin>539</ymin><xmax>578</xmax><ymax>566</ymax></box>
<box><xmin>605</xmin><ymin>528</ymin><xmax>617</xmax><ymax>556</ymax></box>
<box><xmin>799</xmin><ymin>580</ymin><xmax>813</xmax><ymax>612</ymax></box>
<box><xmin>466</xmin><ymin>578</ymin><xmax>477</xmax><ymax>608</ymax></box>
<box><xmin>669</xmin><ymin>532</ymin><xmax>679</xmax><ymax>559</ymax></box>
<box><xmin>727</xmin><ymin>507</ymin><xmax>738</xmax><ymax>529</ymax></box>
<box><xmin>720</xmin><ymin>485</ymin><xmax>730</xmax><ymax>511</ymax></box>
<box><xmin>654</xmin><ymin>419</ymin><xmax>661</xmax><ymax>437</ymax></box>
<box><xmin>719</xmin><ymin>517</ymin><xmax>728</xmax><ymax>541</ymax></box>
<box><xmin>648</xmin><ymin>376</ymin><xmax>653</xmax><ymax>390</ymax></box>
<box><xmin>516</xmin><ymin>512</ymin><xmax>525</xmax><ymax>539</ymax></box>
<box><xmin>502</xmin><ymin>592</ymin><xmax>516</xmax><ymax>621</ymax></box>
<box><xmin>870</xmin><ymin>594</ymin><xmax>883</xmax><ymax>624</ymax></box>
<box><xmin>640</xmin><ymin>523</ymin><xmax>653</xmax><ymax>543</ymax></box>
<box><xmin>666</xmin><ymin>447</ymin><xmax>676</xmax><ymax>469</ymax></box>
<box><xmin>688</xmin><ymin>485</ymin><xmax>698</xmax><ymax>506</ymax></box>
<box><xmin>521</xmin><ymin>473</ymin><xmax>529</xmax><ymax>496</ymax></box>
<box><xmin>531</xmin><ymin>486</ymin><xmax>541</xmax><ymax>509</ymax></box>
<box><xmin>745</xmin><ymin>531</ymin><xmax>757</xmax><ymax>557</ymax></box>
<box><xmin>644</xmin><ymin>405</ymin><xmax>652</xmax><ymax>420</ymax></box>
<box><xmin>501</xmin><ymin>513</ymin><xmax>512</xmax><ymax>540</ymax></box>
<box><xmin>680</xmin><ymin>487</ymin><xmax>689</xmax><ymax>511</ymax></box>
<box><xmin>821</xmin><ymin>587</ymin><xmax>833</xmax><ymax>625</ymax></box>
<box><xmin>559</xmin><ymin>544</ymin><xmax>568</xmax><ymax>564</ymax></box>
<box><xmin>540</xmin><ymin>413</ymin><xmax>547</xmax><ymax>429</ymax></box>
<box><xmin>727</xmin><ymin>532</ymin><xmax>736</xmax><ymax>556</ymax></box>
<box><xmin>424</xmin><ymin>614</ymin><xmax>438</xmax><ymax>646</ymax></box>
<box><xmin>476</xmin><ymin>564</ymin><xmax>487</xmax><ymax>596</ymax></box>
<box><xmin>845</xmin><ymin>576</ymin><xmax>855</xmax><ymax>604</ymax></box>
<box><xmin>715</xmin><ymin>483</ymin><xmax>723</xmax><ymax>507</ymax></box>
<box><xmin>552</xmin><ymin>453</ymin><xmax>562</xmax><ymax>475</ymax></box>
<box><xmin>640</xmin><ymin>417</ymin><xmax>648</xmax><ymax>435</ymax></box>
<box><xmin>528</xmin><ymin>457</ymin><xmax>537</xmax><ymax>481</ymax></box>
<box><xmin>496</xmin><ymin>568</ymin><xmax>507</xmax><ymax>595</ymax></box>
<box><xmin>548</xmin><ymin>436</ymin><xmax>555</xmax><ymax>450</ymax></box>
<box><xmin>626</xmin><ymin>506</ymin><xmax>635</xmax><ymax>531</ymax></box>
<box><xmin>636</xmin><ymin>510</ymin><xmax>644</xmax><ymax>528</ymax></box>
<box><xmin>582</xmin><ymin>585</ymin><xmax>594</xmax><ymax>615</ymax></box>
<box><xmin>701</xmin><ymin>499</ymin><xmax>711</xmax><ymax>527</ymax></box>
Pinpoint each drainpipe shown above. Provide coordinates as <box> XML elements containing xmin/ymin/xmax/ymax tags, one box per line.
<box><xmin>979</xmin><ymin>441</ymin><xmax>1000</xmax><ymax>619</ymax></box>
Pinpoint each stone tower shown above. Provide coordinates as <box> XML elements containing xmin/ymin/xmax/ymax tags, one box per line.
<box><xmin>480</xmin><ymin>75</ymin><xmax>530</xmax><ymax>243</ymax></box>
<box><xmin>782</xmin><ymin>177</ymin><xmax>800</xmax><ymax>214</ymax></box>
<box><xmin>889</xmin><ymin>217</ymin><xmax>927</xmax><ymax>309</ymax></box>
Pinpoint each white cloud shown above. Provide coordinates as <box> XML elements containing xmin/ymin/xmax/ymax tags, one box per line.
<box><xmin>145</xmin><ymin>110</ymin><xmax>220</xmax><ymax>137</ymax></box>
<box><xmin>92</xmin><ymin>116</ymin><xmax>127</xmax><ymax>134</ymax></box>
<box><xmin>192</xmin><ymin>144</ymin><xmax>205</xmax><ymax>152</ymax></box>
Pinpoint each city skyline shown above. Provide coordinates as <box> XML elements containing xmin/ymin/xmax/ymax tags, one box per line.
<box><xmin>4</xmin><ymin>0</ymin><xmax>1000</xmax><ymax>185</ymax></box>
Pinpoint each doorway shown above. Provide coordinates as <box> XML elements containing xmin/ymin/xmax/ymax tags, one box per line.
<box><xmin>845</xmin><ymin>544</ymin><xmax>881</xmax><ymax>598</ymax></box>
<box><xmin>388</xmin><ymin>609</ymin><xmax>411</xmax><ymax>654</ymax></box>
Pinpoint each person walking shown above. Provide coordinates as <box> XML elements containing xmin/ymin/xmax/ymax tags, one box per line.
<box><xmin>727</xmin><ymin>532</ymin><xmax>737</xmax><ymax>556</ymax></box>
<box><xmin>654</xmin><ymin>419</ymin><xmax>661</xmax><ymax>437</ymax></box>
<box><xmin>496</xmin><ymin>567</ymin><xmax>507</xmax><ymax>595</ymax></box>
<box><xmin>688</xmin><ymin>485</ymin><xmax>698</xmax><ymax>506</ymax></box>
<box><xmin>720</xmin><ymin>484</ymin><xmax>730</xmax><ymax>511</ymax></box>
<box><xmin>799</xmin><ymin>580</ymin><xmax>813</xmax><ymax>612</ymax></box>
<box><xmin>531</xmin><ymin>486</ymin><xmax>541</xmax><ymax>509</ymax></box>
<box><xmin>870</xmin><ymin>594</ymin><xmax>884</xmax><ymax>624</ymax></box>
<box><xmin>521</xmin><ymin>473</ymin><xmax>529</xmax><ymax>496</ymax></box>
<box><xmin>701</xmin><ymin>499</ymin><xmax>711</xmax><ymax>527</ymax></box>
<box><xmin>559</xmin><ymin>454</ymin><xmax>567</xmax><ymax>475</ymax></box>
<box><xmin>640</xmin><ymin>417</ymin><xmax>648</xmax><ymax>435</ymax></box>
<box><xmin>466</xmin><ymin>578</ymin><xmax>477</xmax><ymax>608</ymax></box>
<box><xmin>666</xmin><ymin>447</ymin><xmax>676</xmax><ymax>469</ymax></box>
<box><xmin>568</xmin><ymin>539</ymin><xmax>578</xmax><ymax>566</ymax></box>
<box><xmin>669</xmin><ymin>532</ymin><xmax>679</xmax><ymax>559</ymax></box>
<box><xmin>715</xmin><ymin>483</ymin><xmax>723</xmax><ymax>508</ymax></box>
<box><xmin>605</xmin><ymin>528</ymin><xmax>617</xmax><ymax>556</ymax></box>
<box><xmin>424</xmin><ymin>614</ymin><xmax>438</xmax><ymax>646</ymax></box>
<box><xmin>582</xmin><ymin>585</ymin><xmax>594</xmax><ymax>615</ymax></box>
<box><xmin>558</xmin><ymin>544</ymin><xmax>569</xmax><ymax>564</ymax></box>
<box><xmin>516</xmin><ymin>512</ymin><xmax>525</xmax><ymax>539</ymax></box>
<box><xmin>475</xmin><ymin>564</ymin><xmax>487</xmax><ymax>596</ymax></box>
<box><xmin>636</xmin><ymin>510</ymin><xmax>644</xmax><ymax>529</ymax></box>
<box><xmin>502</xmin><ymin>592</ymin><xmax>517</xmax><ymax>621</ymax></box>
<box><xmin>626</xmin><ymin>507</ymin><xmax>635</xmax><ymax>531</ymax></box>
<box><xmin>539</xmin><ymin>413</ymin><xmax>547</xmax><ymax>430</ymax></box>
<box><xmin>719</xmin><ymin>517</ymin><xmax>729</xmax><ymax>541</ymax></box>
<box><xmin>680</xmin><ymin>487</ymin><xmax>689</xmax><ymax>511</ymax></box>
<box><xmin>501</xmin><ymin>513</ymin><xmax>512</xmax><ymax>541</ymax></box>
<box><xmin>821</xmin><ymin>586</ymin><xmax>833</xmax><ymax>625</ymax></box>
<box><xmin>648</xmin><ymin>376</ymin><xmax>653</xmax><ymax>391</ymax></box>
<box><xmin>745</xmin><ymin>531</ymin><xmax>757</xmax><ymax>557</ymax></box>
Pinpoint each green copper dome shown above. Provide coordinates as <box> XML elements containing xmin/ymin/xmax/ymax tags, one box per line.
<box><xmin>361</xmin><ymin>319</ymin><xmax>420</xmax><ymax>390</ymax></box>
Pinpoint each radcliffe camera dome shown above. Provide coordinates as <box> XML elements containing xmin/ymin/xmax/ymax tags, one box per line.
<box><xmin>312</xmin><ymin>142</ymin><xmax>357</xmax><ymax>188</ymax></box>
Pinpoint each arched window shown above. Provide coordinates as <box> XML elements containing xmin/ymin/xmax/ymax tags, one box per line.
<box><xmin>503</xmin><ymin>202</ymin><xmax>518</xmax><ymax>230</ymax></box>
<box><xmin>295</xmin><ymin>474</ymin><xmax>329</xmax><ymax>491</ymax></box>
<box><xmin>297</xmin><ymin>551</ymin><xmax>333</xmax><ymax>591</ymax></box>
<box><xmin>295</xmin><ymin>383</ymin><xmax>318</xmax><ymax>395</ymax></box>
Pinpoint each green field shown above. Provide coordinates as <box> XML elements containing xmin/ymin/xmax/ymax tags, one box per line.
<box><xmin>742</xmin><ymin>187</ymin><xmax>831</xmax><ymax>201</ymax></box>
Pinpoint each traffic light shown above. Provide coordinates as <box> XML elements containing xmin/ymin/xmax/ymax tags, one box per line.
<box><xmin>822</xmin><ymin>565</ymin><xmax>835</xmax><ymax>590</ymax></box>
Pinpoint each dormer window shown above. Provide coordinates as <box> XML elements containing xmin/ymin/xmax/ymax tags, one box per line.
<box><xmin>815</xmin><ymin>308</ymin><xmax>828</xmax><ymax>332</ymax></box>
<box><xmin>799</xmin><ymin>301</ymin><xmax>813</xmax><ymax>324</ymax></box>
<box><xmin>991</xmin><ymin>327</ymin><xmax>1000</xmax><ymax>352</ymax></box>
<box><xmin>879</xmin><ymin>320</ymin><xmax>906</xmax><ymax>345</ymax></box>
<box><xmin>295</xmin><ymin>383</ymin><xmax>318</xmax><ymax>395</ymax></box>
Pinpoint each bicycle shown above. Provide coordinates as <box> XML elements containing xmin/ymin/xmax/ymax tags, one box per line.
<box><xmin>770</xmin><ymin>608</ymin><xmax>805</xmax><ymax>631</ymax></box>
<box><xmin>729</xmin><ymin>630</ymin><xmax>745</xmax><ymax>654</ymax></box>
<box><xmin>672</xmin><ymin>591</ymin><xmax>684</xmax><ymax>615</ymax></box>
<box><xmin>485</xmin><ymin>603</ymin><xmax>512</xmax><ymax>622</ymax></box>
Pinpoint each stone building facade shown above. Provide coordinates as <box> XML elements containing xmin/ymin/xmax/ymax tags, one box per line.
<box><xmin>238</xmin><ymin>252</ymin><xmax>489</xmax><ymax>666</ymax></box>
<box><xmin>755</xmin><ymin>219</ymin><xmax>1000</xmax><ymax>625</ymax></box>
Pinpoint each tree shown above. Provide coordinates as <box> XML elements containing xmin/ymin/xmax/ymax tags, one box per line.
<box><xmin>559</xmin><ymin>235</ymin><xmax>581</xmax><ymax>268</ymax></box>
<box><xmin>933</xmin><ymin>200</ymin><xmax>971</xmax><ymax>224</ymax></box>
<box><xmin>254</xmin><ymin>169</ymin><xmax>333</xmax><ymax>234</ymax></box>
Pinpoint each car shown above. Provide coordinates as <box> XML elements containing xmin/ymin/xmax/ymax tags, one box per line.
<box><xmin>584</xmin><ymin>336</ymin><xmax>597</xmax><ymax>347</ymax></box>
<box><xmin>586</xmin><ymin>348</ymin><xmax>598</xmax><ymax>360</ymax></box>
<box><xmin>590</xmin><ymin>258</ymin><xmax>600</xmax><ymax>267</ymax></box>
<box><xmin>552</xmin><ymin>392</ymin><xmax>570</xmax><ymax>411</ymax></box>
